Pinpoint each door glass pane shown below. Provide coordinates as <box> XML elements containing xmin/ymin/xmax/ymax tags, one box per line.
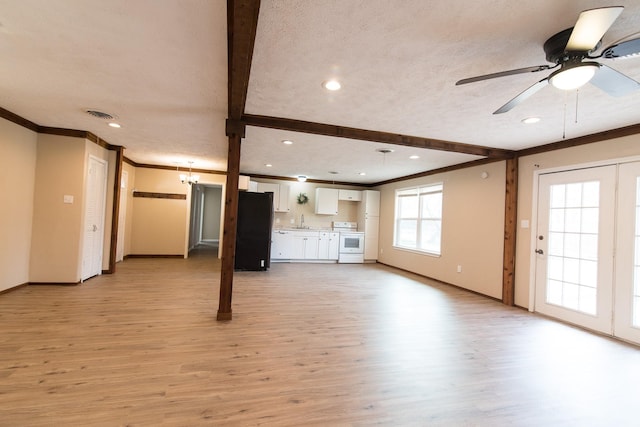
<box><xmin>546</xmin><ymin>182</ymin><xmax>599</xmax><ymax>315</ymax></box>
<box><xmin>548</xmin><ymin>232</ymin><xmax>564</xmax><ymax>256</ymax></box>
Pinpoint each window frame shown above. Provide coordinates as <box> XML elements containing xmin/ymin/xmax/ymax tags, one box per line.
<box><xmin>393</xmin><ymin>183</ymin><xmax>443</xmax><ymax>256</ymax></box>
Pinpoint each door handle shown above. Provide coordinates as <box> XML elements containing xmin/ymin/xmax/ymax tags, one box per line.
<box><xmin>535</xmin><ymin>249</ymin><xmax>544</xmax><ymax>255</ymax></box>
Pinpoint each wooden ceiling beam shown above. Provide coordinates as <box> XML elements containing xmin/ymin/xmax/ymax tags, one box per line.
<box><xmin>242</xmin><ymin>114</ymin><xmax>515</xmax><ymax>159</ymax></box>
<box><xmin>227</xmin><ymin>0</ymin><xmax>261</xmax><ymax>121</ymax></box>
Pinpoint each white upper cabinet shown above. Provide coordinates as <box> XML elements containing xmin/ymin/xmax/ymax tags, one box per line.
<box><xmin>360</xmin><ymin>190</ymin><xmax>380</xmax><ymax>217</ymax></box>
<box><xmin>277</xmin><ymin>184</ymin><xmax>290</xmax><ymax>212</ymax></box>
<box><xmin>256</xmin><ymin>182</ymin><xmax>290</xmax><ymax>212</ymax></box>
<box><xmin>338</xmin><ymin>189</ymin><xmax>362</xmax><ymax>201</ymax></box>
<box><xmin>238</xmin><ymin>175</ymin><xmax>250</xmax><ymax>191</ymax></box>
<box><xmin>315</xmin><ymin>188</ymin><xmax>339</xmax><ymax>215</ymax></box>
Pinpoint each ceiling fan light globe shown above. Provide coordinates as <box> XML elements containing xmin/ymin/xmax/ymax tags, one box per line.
<box><xmin>550</xmin><ymin>63</ymin><xmax>599</xmax><ymax>90</ymax></box>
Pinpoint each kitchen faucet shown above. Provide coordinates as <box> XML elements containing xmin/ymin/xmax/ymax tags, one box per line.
<box><xmin>300</xmin><ymin>214</ymin><xmax>305</xmax><ymax>228</ymax></box>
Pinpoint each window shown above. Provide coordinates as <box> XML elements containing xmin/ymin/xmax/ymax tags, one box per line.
<box><xmin>394</xmin><ymin>183</ymin><xmax>443</xmax><ymax>255</ymax></box>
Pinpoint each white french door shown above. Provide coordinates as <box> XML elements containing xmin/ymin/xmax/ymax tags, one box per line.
<box><xmin>534</xmin><ymin>165</ymin><xmax>616</xmax><ymax>334</ymax></box>
<box><xmin>614</xmin><ymin>162</ymin><xmax>640</xmax><ymax>343</ymax></box>
<box><xmin>534</xmin><ymin>161</ymin><xmax>640</xmax><ymax>345</ymax></box>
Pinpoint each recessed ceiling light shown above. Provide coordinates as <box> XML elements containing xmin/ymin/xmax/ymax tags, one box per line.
<box><xmin>522</xmin><ymin>117</ymin><xmax>541</xmax><ymax>124</ymax></box>
<box><xmin>108</xmin><ymin>122</ymin><xmax>121</xmax><ymax>128</ymax></box>
<box><xmin>282</xmin><ymin>140</ymin><xmax>293</xmax><ymax>145</ymax></box>
<box><xmin>323</xmin><ymin>80</ymin><xmax>341</xmax><ymax>91</ymax></box>
<box><xmin>409</xmin><ymin>155</ymin><xmax>420</xmax><ymax>159</ymax></box>
<box><xmin>359</xmin><ymin>172</ymin><xmax>366</xmax><ymax>176</ymax></box>
<box><xmin>265</xmin><ymin>163</ymin><xmax>272</xmax><ymax>167</ymax></box>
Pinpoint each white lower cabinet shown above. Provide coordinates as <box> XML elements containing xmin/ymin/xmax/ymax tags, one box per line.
<box><xmin>292</xmin><ymin>232</ymin><xmax>319</xmax><ymax>259</ymax></box>
<box><xmin>272</xmin><ymin>230</ymin><xmax>339</xmax><ymax>262</ymax></box>
<box><xmin>318</xmin><ymin>232</ymin><xmax>339</xmax><ymax>260</ymax></box>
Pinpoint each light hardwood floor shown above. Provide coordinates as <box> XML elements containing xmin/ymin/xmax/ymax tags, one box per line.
<box><xmin>2</xmin><ymin>248</ymin><xmax>640</xmax><ymax>426</ymax></box>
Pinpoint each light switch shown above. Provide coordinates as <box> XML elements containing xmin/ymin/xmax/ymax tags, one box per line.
<box><xmin>63</xmin><ymin>195</ymin><xmax>74</xmax><ymax>204</ymax></box>
<box><xmin>521</xmin><ymin>219</ymin><xmax>529</xmax><ymax>229</ymax></box>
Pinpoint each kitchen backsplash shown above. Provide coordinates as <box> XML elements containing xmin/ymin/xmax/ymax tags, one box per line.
<box><xmin>273</xmin><ymin>199</ymin><xmax>358</xmax><ymax>229</ymax></box>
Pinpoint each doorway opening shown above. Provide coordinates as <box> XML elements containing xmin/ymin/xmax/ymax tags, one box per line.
<box><xmin>531</xmin><ymin>158</ymin><xmax>640</xmax><ymax>345</ymax></box>
<box><xmin>188</xmin><ymin>184</ymin><xmax>223</xmax><ymax>258</ymax></box>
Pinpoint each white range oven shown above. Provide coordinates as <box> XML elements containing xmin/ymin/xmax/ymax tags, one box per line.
<box><xmin>332</xmin><ymin>221</ymin><xmax>365</xmax><ymax>263</ymax></box>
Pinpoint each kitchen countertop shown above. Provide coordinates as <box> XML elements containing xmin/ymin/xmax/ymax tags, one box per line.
<box><xmin>273</xmin><ymin>227</ymin><xmax>334</xmax><ymax>232</ymax></box>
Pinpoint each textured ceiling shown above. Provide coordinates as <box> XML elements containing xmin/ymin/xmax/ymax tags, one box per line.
<box><xmin>1</xmin><ymin>1</ymin><xmax>639</xmax><ymax>184</ymax></box>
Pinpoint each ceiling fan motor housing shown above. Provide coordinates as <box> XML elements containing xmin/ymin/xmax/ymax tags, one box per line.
<box><xmin>543</xmin><ymin>27</ymin><xmax>600</xmax><ymax>63</ymax></box>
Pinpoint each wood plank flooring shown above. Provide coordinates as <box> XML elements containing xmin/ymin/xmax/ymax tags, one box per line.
<box><xmin>2</xmin><ymin>248</ymin><xmax>640</xmax><ymax>426</ymax></box>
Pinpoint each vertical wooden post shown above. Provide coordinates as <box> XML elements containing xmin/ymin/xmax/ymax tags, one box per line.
<box><xmin>107</xmin><ymin>146</ymin><xmax>124</xmax><ymax>274</ymax></box>
<box><xmin>502</xmin><ymin>156</ymin><xmax>518</xmax><ymax>306</ymax></box>
<box><xmin>217</xmin><ymin>121</ymin><xmax>244</xmax><ymax>321</ymax></box>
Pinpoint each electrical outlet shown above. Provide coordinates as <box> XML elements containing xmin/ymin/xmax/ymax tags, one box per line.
<box><xmin>457</xmin><ymin>265</ymin><xmax>462</xmax><ymax>273</ymax></box>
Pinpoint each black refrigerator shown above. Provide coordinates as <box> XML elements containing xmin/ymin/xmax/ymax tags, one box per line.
<box><xmin>234</xmin><ymin>191</ymin><xmax>273</xmax><ymax>271</ymax></box>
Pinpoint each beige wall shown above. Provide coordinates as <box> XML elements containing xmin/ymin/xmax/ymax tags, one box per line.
<box><xmin>122</xmin><ymin>161</ymin><xmax>136</xmax><ymax>257</ymax></box>
<box><xmin>129</xmin><ymin>168</ymin><xmax>226</xmax><ymax>255</ymax></box>
<box><xmin>515</xmin><ymin>133</ymin><xmax>640</xmax><ymax>308</ymax></box>
<box><xmin>378</xmin><ymin>161</ymin><xmax>507</xmax><ymax>299</ymax></box>
<box><xmin>30</xmin><ymin>135</ymin><xmax>86</xmax><ymax>282</ymax></box>
<box><xmin>29</xmin><ymin>134</ymin><xmax>113</xmax><ymax>283</ymax></box>
<box><xmin>0</xmin><ymin>118</ymin><xmax>38</xmax><ymax>291</ymax></box>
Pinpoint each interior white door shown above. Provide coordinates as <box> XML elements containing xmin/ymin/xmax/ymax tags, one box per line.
<box><xmin>534</xmin><ymin>165</ymin><xmax>616</xmax><ymax>334</ymax></box>
<box><xmin>614</xmin><ymin>162</ymin><xmax>640</xmax><ymax>344</ymax></box>
<box><xmin>116</xmin><ymin>170</ymin><xmax>128</xmax><ymax>263</ymax></box>
<box><xmin>82</xmin><ymin>156</ymin><xmax>108</xmax><ymax>281</ymax></box>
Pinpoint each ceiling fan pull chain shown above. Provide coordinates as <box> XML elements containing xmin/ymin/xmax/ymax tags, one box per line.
<box><xmin>562</xmin><ymin>91</ymin><xmax>568</xmax><ymax>140</ymax></box>
<box><xmin>575</xmin><ymin>89</ymin><xmax>580</xmax><ymax>124</ymax></box>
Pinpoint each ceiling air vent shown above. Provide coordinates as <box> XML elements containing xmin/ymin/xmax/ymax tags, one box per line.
<box><xmin>86</xmin><ymin>110</ymin><xmax>115</xmax><ymax>120</ymax></box>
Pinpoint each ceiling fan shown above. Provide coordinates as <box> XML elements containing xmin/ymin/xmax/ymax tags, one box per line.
<box><xmin>456</xmin><ymin>6</ymin><xmax>640</xmax><ymax>114</ymax></box>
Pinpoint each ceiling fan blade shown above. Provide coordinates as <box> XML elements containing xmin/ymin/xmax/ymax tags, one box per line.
<box><xmin>566</xmin><ymin>6</ymin><xmax>624</xmax><ymax>52</ymax></box>
<box><xmin>455</xmin><ymin>65</ymin><xmax>553</xmax><ymax>85</ymax></box>
<box><xmin>493</xmin><ymin>79</ymin><xmax>549</xmax><ymax>114</ymax></box>
<box><xmin>590</xmin><ymin>64</ymin><xmax>640</xmax><ymax>97</ymax></box>
<box><xmin>601</xmin><ymin>37</ymin><xmax>640</xmax><ymax>58</ymax></box>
